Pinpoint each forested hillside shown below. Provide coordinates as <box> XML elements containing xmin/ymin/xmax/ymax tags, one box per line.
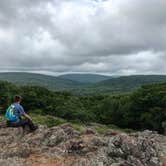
<box><xmin>0</xmin><ymin>72</ymin><xmax>82</xmax><ymax>90</ymax></box>
<box><xmin>0</xmin><ymin>81</ymin><xmax>165</xmax><ymax>134</ymax></box>
<box><xmin>73</xmin><ymin>75</ymin><xmax>166</xmax><ymax>95</ymax></box>
<box><xmin>0</xmin><ymin>73</ymin><xmax>166</xmax><ymax>95</ymax></box>
<box><xmin>58</xmin><ymin>73</ymin><xmax>111</xmax><ymax>83</ymax></box>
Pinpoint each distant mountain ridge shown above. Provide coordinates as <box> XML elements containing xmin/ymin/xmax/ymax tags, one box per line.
<box><xmin>0</xmin><ymin>72</ymin><xmax>82</xmax><ymax>90</ymax></box>
<box><xmin>97</xmin><ymin>75</ymin><xmax>166</xmax><ymax>86</ymax></box>
<box><xmin>58</xmin><ymin>73</ymin><xmax>111</xmax><ymax>83</ymax></box>
<box><xmin>70</xmin><ymin>75</ymin><xmax>166</xmax><ymax>95</ymax></box>
<box><xmin>0</xmin><ymin>72</ymin><xmax>166</xmax><ymax>95</ymax></box>
<box><xmin>83</xmin><ymin>75</ymin><xmax>166</xmax><ymax>95</ymax></box>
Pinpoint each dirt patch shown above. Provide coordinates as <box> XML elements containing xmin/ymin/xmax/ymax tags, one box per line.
<box><xmin>25</xmin><ymin>154</ymin><xmax>78</xmax><ymax>166</ymax></box>
<box><xmin>160</xmin><ymin>156</ymin><xmax>166</xmax><ymax>166</ymax></box>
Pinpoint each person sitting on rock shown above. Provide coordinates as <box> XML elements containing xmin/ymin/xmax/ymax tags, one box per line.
<box><xmin>5</xmin><ymin>95</ymin><xmax>38</xmax><ymax>131</ymax></box>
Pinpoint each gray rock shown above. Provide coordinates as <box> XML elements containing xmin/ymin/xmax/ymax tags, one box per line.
<box><xmin>85</xmin><ymin>128</ymin><xmax>97</xmax><ymax>135</ymax></box>
<box><xmin>0</xmin><ymin>125</ymin><xmax>165</xmax><ymax>166</ymax></box>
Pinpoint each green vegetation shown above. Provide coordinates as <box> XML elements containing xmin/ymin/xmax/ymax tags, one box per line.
<box><xmin>0</xmin><ymin>72</ymin><xmax>166</xmax><ymax>95</ymax></box>
<box><xmin>74</xmin><ymin>75</ymin><xmax>166</xmax><ymax>95</ymax></box>
<box><xmin>0</xmin><ymin>72</ymin><xmax>82</xmax><ymax>91</ymax></box>
<box><xmin>30</xmin><ymin>113</ymin><xmax>67</xmax><ymax>127</ymax></box>
<box><xmin>58</xmin><ymin>73</ymin><xmax>111</xmax><ymax>83</ymax></box>
<box><xmin>0</xmin><ymin>80</ymin><xmax>165</xmax><ymax>134</ymax></box>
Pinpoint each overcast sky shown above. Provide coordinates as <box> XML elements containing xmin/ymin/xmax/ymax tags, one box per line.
<box><xmin>0</xmin><ymin>0</ymin><xmax>166</xmax><ymax>76</ymax></box>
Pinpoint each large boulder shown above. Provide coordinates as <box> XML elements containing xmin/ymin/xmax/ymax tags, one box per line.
<box><xmin>107</xmin><ymin>131</ymin><xmax>163</xmax><ymax>166</ymax></box>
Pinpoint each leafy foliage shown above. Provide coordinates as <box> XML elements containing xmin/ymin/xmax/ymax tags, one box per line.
<box><xmin>0</xmin><ymin>81</ymin><xmax>165</xmax><ymax>134</ymax></box>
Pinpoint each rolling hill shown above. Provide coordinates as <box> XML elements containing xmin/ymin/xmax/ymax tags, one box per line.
<box><xmin>58</xmin><ymin>73</ymin><xmax>111</xmax><ymax>83</ymax></box>
<box><xmin>0</xmin><ymin>72</ymin><xmax>82</xmax><ymax>90</ymax></box>
<box><xmin>0</xmin><ymin>72</ymin><xmax>166</xmax><ymax>95</ymax></box>
<box><xmin>97</xmin><ymin>75</ymin><xmax>166</xmax><ymax>87</ymax></box>
<box><xmin>72</xmin><ymin>75</ymin><xmax>166</xmax><ymax>95</ymax></box>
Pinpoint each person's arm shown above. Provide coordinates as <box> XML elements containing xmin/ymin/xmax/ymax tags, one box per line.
<box><xmin>19</xmin><ymin>105</ymin><xmax>32</xmax><ymax>121</ymax></box>
<box><xmin>23</xmin><ymin>113</ymin><xmax>32</xmax><ymax>121</ymax></box>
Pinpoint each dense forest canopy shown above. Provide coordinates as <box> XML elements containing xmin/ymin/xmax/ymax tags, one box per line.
<box><xmin>0</xmin><ymin>81</ymin><xmax>165</xmax><ymax>134</ymax></box>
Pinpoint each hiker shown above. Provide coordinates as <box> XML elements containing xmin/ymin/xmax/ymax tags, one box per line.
<box><xmin>5</xmin><ymin>95</ymin><xmax>38</xmax><ymax>131</ymax></box>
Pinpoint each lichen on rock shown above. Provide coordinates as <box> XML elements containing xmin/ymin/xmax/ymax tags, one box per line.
<box><xmin>0</xmin><ymin>125</ymin><xmax>165</xmax><ymax>166</ymax></box>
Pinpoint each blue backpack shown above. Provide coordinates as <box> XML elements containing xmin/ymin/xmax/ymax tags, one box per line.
<box><xmin>5</xmin><ymin>105</ymin><xmax>17</xmax><ymax>121</ymax></box>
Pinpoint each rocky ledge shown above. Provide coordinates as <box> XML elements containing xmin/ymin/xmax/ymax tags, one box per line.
<box><xmin>0</xmin><ymin>124</ymin><xmax>166</xmax><ymax>166</ymax></box>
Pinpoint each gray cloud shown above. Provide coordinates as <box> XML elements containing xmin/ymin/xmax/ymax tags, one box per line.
<box><xmin>0</xmin><ymin>0</ymin><xmax>166</xmax><ymax>75</ymax></box>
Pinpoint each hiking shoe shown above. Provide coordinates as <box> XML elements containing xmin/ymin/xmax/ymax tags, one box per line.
<box><xmin>31</xmin><ymin>125</ymin><xmax>38</xmax><ymax>131</ymax></box>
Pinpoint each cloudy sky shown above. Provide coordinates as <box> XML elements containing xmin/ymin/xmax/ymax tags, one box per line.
<box><xmin>0</xmin><ymin>0</ymin><xmax>166</xmax><ymax>76</ymax></box>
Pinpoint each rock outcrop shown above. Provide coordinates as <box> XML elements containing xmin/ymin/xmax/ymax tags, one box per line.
<box><xmin>0</xmin><ymin>124</ymin><xmax>166</xmax><ymax>166</ymax></box>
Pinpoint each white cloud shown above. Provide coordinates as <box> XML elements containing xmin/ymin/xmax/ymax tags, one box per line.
<box><xmin>0</xmin><ymin>0</ymin><xmax>165</xmax><ymax>75</ymax></box>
